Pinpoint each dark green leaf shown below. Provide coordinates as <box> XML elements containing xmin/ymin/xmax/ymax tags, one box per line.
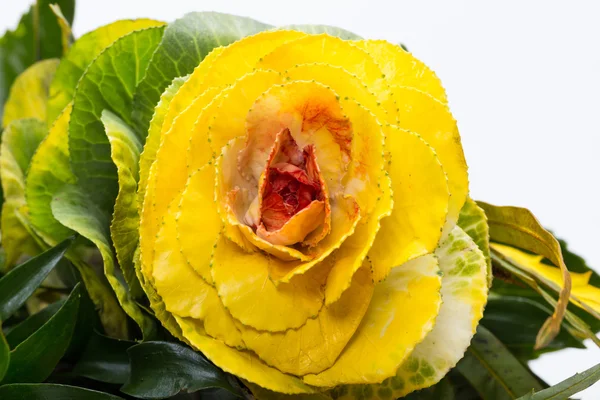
<box><xmin>74</xmin><ymin>331</ymin><xmax>134</xmax><ymax>384</ymax></box>
<box><xmin>0</xmin><ymin>383</ymin><xmax>123</xmax><ymax>400</ymax></box>
<box><xmin>122</xmin><ymin>341</ymin><xmax>241</xmax><ymax>399</ymax></box>
<box><xmin>456</xmin><ymin>325</ymin><xmax>543</xmax><ymax>400</ymax></box>
<box><xmin>1</xmin><ymin>284</ymin><xmax>81</xmax><ymax>384</ymax></box>
<box><xmin>4</xmin><ymin>298</ymin><xmax>65</xmax><ymax>348</ymax></box>
<box><xmin>518</xmin><ymin>362</ymin><xmax>600</xmax><ymax>400</ymax></box>
<box><xmin>0</xmin><ymin>325</ymin><xmax>9</xmax><ymax>381</ymax></box>
<box><xmin>131</xmin><ymin>12</ymin><xmax>271</xmax><ymax>134</ymax></box>
<box><xmin>0</xmin><ymin>237</ymin><xmax>73</xmax><ymax>320</ymax></box>
<box><xmin>283</xmin><ymin>24</ymin><xmax>362</xmax><ymax>39</ymax></box>
<box><xmin>69</xmin><ymin>26</ymin><xmax>165</xmax><ymax>216</ymax></box>
<box><xmin>0</xmin><ymin>0</ymin><xmax>75</xmax><ymax>124</ymax></box>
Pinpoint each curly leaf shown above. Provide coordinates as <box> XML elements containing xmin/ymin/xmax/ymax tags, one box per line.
<box><xmin>477</xmin><ymin>202</ymin><xmax>572</xmax><ymax>349</ymax></box>
<box><xmin>456</xmin><ymin>326</ymin><xmax>543</xmax><ymax>400</ymax></box>
<box><xmin>0</xmin><ymin>384</ymin><xmax>123</xmax><ymax>399</ymax></box>
<box><xmin>2</xmin><ymin>59</ymin><xmax>58</xmax><ymax>127</ymax></box>
<box><xmin>517</xmin><ymin>362</ymin><xmax>600</xmax><ymax>400</ymax></box>
<box><xmin>69</xmin><ymin>26</ymin><xmax>165</xmax><ymax>217</ymax></box>
<box><xmin>0</xmin><ymin>0</ymin><xmax>75</xmax><ymax>123</ymax></box>
<box><xmin>0</xmin><ymin>237</ymin><xmax>72</xmax><ymax>321</ymax></box>
<box><xmin>104</xmin><ymin>110</ymin><xmax>144</xmax><ymax>298</ymax></box>
<box><xmin>47</xmin><ymin>19</ymin><xmax>165</xmax><ymax>124</ymax></box>
<box><xmin>0</xmin><ymin>119</ymin><xmax>47</xmax><ymax>267</ymax></box>
<box><xmin>132</xmin><ymin>12</ymin><xmax>271</xmax><ymax>133</ymax></box>
<box><xmin>51</xmin><ymin>184</ymin><xmax>155</xmax><ymax>339</ymax></box>
<box><xmin>1</xmin><ymin>284</ymin><xmax>80</xmax><ymax>384</ymax></box>
<box><xmin>121</xmin><ymin>341</ymin><xmax>241</xmax><ymax>399</ymax></box>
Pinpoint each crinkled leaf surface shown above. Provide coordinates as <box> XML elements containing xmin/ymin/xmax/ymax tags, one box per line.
<box><xmin>0</xmin><ymin>237</ymin><xmax>72</xmax><ymax>321</ymax></box>
<box><xmin>2</xmin><ymin>59</ymin><xmax>58</xmax><ymax>127</ymax></box>
<box><xmin>478</xmin><ymin>202</ymin><xmax>572</xmax><ymax>349</ymax></box>
<box><xmin>47</xmin><ymin>19</ymin><xmax>165</xmax><ymax>124</ymax></box>
<box><xmin>458</xmin><ymin>197</ymin><xmax>492</xmax><ymax>287</ymax></box>
<box><xmin>121</xmin><ymin>341</ymin><xmax>241</xmax><ymax>399</ymax></box>
<box><xmin>104</xmin><ymin>110</ymin><xmax>143</xmax><ymax>298</ymax></box>
<box><xmin>0</xmin><ymin>384</ymin><xmax>123</xmax><ymax>400</ymax></box>
<box><xmin>1</xmin><ymin>284</ymin><xmax>80</xmax><ymax>384</ymax></box>
<box><xmin>51</xmin><ymin>184</ymin><xmax>154</xmax><ymax>339</ymax></box>
<box><xmin>0</xmin><ymin>0</ymin><xmax>75</xmax><ymax>124</ymax></box>
<box><xmin>132</xmin><ymin>11</ymin><xmax>271</xmax><ymax>134</ymax></box>
<box><xmin>25</xmin><ymin>104</ymin><xmax>75</xmax><ymax>245</ymax></box>
<box><xmin>456</xmin><ymin>326</ymin><xmax>543</xmax><ymax>400</ymax></box>
<box><xmin>0</xmin><ymin>118</ymin><xmax>46</xmax><ymax>267</ymax></box>
<box><xmin>69</xmin><ymin>26</ymin><xmax>165</xmax><ymax>216</ymax></box>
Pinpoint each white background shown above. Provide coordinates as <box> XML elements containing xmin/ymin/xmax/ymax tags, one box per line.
<box><xmin>2</xmin><ymin>0</ymin><xmax>599</xmax><ymax>397</ymax></box>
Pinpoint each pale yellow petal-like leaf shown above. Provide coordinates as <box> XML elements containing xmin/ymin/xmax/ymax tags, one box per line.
<box><xmin>240</xmin><ymin>264</ymin><xmax>374</xmax><ymax>376</ymax></box>
<box><xmin>369</xmin><ymin>127</ymin><xmax>449</xmax><ymax>282</ymax></box>
<box><xmin>355</xmin><ymin>40</ymin><xmax>447</xmax><ymax>104</ymax></box>
<box><xmin>303</xmin><ymin>254</ymin><xmax>442</xmax><ymax>387</ymax></box>
<box><xmin>390</xmin><ymin>86</ymin><xmax>468</xmax><ymax>234</ymax></box>
<box><xmin>176</xmin><ymin>317</ymin><xmax>315</xmax><ymax>395</ymax></box>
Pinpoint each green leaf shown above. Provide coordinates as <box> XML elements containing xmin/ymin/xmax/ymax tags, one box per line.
<box><xmin>481</xmin><ymin>294</ymin><xmax>585</xmax><ymax>361</ymax></box>
<box><xmin>283</xmin><ymin>24</ymin><xmax>362</xmax><ymax>39</ymax></box>
<box><xmin>0</xmin><ymin>237</ymin><xmax>73</xmax><ymax>321</ymax></box>
<box><xmin>73</xmin><ymin>331</ymin><xmax>134</xmax><ymax>384</ymax></box>
<box><xmin>51</xmin><ymin>184</ymin><xmax>154</xmax><ymax>339</ymax></box>
<box><xmin>0</xmin><ymin>383</ymin><xmax>123</xmax><ymax>400</ymax></box>
<box><xmin>1</xmin><ymin>284</ymin><xmax>81</xmax><ymax>384</ymax></box>
<box><xmin>104</xmin><ymin>110</ymin><xmax>144</xmax><ymax>298</ymax></box>
<box><xmin>131</xmin><ymin>12</ymin><xmax>271</xmax><ymax>134</ymax></box>
<box><xmin>69</xmin><ymin>26</ymin><xmax>165</xmax><ymax>217</ymax></box>
<box><xmin>26</xmin><ymin>104</ymin><xmax>76</xmax><ymax>246</ymax></box>
<box><xmin>0</xmin><ymin>118</ymin><xmax>47</xmax><ymax>267</ymax></box>
<box><xmin>121</xmin><ymin>341</ymin><xmax>242</xmax><ymax>399</ymax></box>
<box><xmin>0</xmin><ymin>324</ymin><xmax>9</xmax><ymax>381</ymax></box>
<box><xmin>4</xmin><ymin>298</ymin><xmax>65</xmax><ymax>348</ymax></box>
<box><xmin>456</xmin><ymin>325</ymin><xmax>544</xmax><ymax>400</ymax></box>
<box><xmin>0</xmin><ymin>0</ymin><xmax>75</xmax><ymax>123</ymax></box>
<box><xmin>458</xmin><ymin>197</ymin><xmax>492</xmax><ymax>287</ymax></box>
<box><xmin>47</xmin><ymin>19</ymin><xmax>165</xmax><ymax>125</ymax></box>
<box><xmin>517</xmin><ymin>362</ymin><xmax>600</xmax><ymax>400</ymax></box>
<box><xmin>48</xmin><ymin>4</ymin><xmax>73</xmax><ymax>55</ymax></box>
<box><xmin>2</xmin><ymin>59</ymin><xmax>59</xmax><ymax>127</ymax></box>
<box><xmin>477</xmin><ymin>202</ymin><xmax>572</xmax><ymax>349</ymax></box>
<box><xmin>403</xmin><ymin>378</ymin><xmax>456</xmax><ymax>400</ymax></box>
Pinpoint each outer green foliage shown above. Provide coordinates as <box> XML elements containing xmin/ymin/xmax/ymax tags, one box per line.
<box><xmin>104</xmin><ymin>110</ymin><xmax>144</xmax><ymax>298</ymax></box>
<box><xmin>74</xmin><ymin>332</ymin><xmax>134</xmax><ymax>384</ymax></box>
<box><xmin>121</xmin><ymin>341</ymin><xmax>241</xmax><ymax>399</ymax></box>
<box><xmin>131</xmin><ymin>12</ymin><xmax>271</xmax><ymax>134</ymax></box>
<box><xmin>0</xmin><ymin>237</ymin><xmax>72</xmax><ymax>321</ymax></box>
<box><xmin>0</xmin><ymin>0</ymin><xmax>75</xmax><ymax>123</ymax></box>
<box><xmin>69</xmin><ymin>26</ymin><xmax>165</xmax><ymax>216</ymax></box>
<box><xmin>518</xmin><ymin>362</ymin><xmax>600</xmax><ymax>400</ymax></box>
<box><xmin>0</xmin><ymin>384</ymin><xmax>124</xmax><ymax>399</ymax></box>
<box><xmin>1</xmin><ymin>284</ymin><xmax>80</xmax><ymax>384</ymax></box>
<box><xmin>456</xmin><ymin>326</ymin><xmax>543</xmax><ymax>400</ymax></box>
<box><xmin>51</xmin><ymin>184</ymin><xmax>154</xmax><ymax>339</ymax></box>
<box><xmin>0</xmin><ymin>326</ymin><xmax>9</xmax><ymax>381</ymax></box>
<box><xmin>47</xmin><ymin>19</ymin><xmax>164</xmax><ymax>124</ymax></box>
<box><xmin>5</xmin><ymin>299</ymin><xmax>64</xmax><ymax>348</ymax></box>
<box><xmin>0</xmin><ymin>119</ymin><xmax>47</xmax><ymax>267</ymax></box>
